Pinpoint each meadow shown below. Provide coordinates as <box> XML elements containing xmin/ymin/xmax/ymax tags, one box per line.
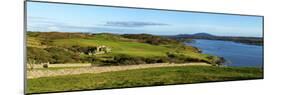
<box><xmin>27</xmin><ymin>32</ymin><xmax>223</xmax><ymax>66</ymax></box>
<box><xmin>27</xmin><ymin>66</ymin><xmax>263</xmax><ymax>94</ymax></box>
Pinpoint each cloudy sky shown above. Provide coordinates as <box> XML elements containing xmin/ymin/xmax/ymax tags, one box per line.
<box><xmin>27</xmin><ymin>2</ymin><xmax>263</xmax><ymax>37</ymax></box>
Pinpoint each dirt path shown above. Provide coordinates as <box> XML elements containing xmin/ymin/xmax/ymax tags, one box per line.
<box><xmin>27</xmin><ymin>63</ymin><xmax>92</xmax><ymax>69</ymax></box>
<box><xmin>27</xmin><ymin>63</ymin><xmax>211</xmax><ymax>79</ymax></box>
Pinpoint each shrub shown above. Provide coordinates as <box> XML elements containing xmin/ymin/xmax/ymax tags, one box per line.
<box><xmin>122</xmin><ymin>34</ymin><xmax>180</xmax><ymax>45</ymax></box>
<box><xmin>45</xmin><ymin>47</ymin><xmax>78</xmax><ymax>63</ymax></box>
<box><xmin>98</xmin><ymin>54</ymin><xmax>148</xmax><ymax>66</ymax></box>
<box><xmin>27</xmin><ymin>47</ymin><xmax>51</xmax><ymax>64</ymax></box>
<box><xmin>166</xmin><ymin>52</ymin><xmax>224</xmax><ymax>64</ymax></box>
<box><xmin>113</xmin><ymin>54</ymin><xmax>145</xmax><ymax>65</ymax></box>
<box><xmin>43</xmin><ymin>63</ymin><xmax>49</xmax><ymax>68</ymax></box>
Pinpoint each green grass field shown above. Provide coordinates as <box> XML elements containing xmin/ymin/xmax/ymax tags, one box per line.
<box><xmin>51</xmin><ymin>34</ymin><xmax>221</xmax><ymax>64</ymax></box>
<box><xmin>27</xmin><ymin>66</ymin><xmax>263</xmax><ymax>94</ymax></box>
<box><xmin>53</xmin><ymin>38</ymin><xmax>171</xmax><ymax>57</ymax></box>
<box><xmin>51</xmin><ymin>34</ymin><xmax>199</xmax><ymax>57</ymax></box>
<box><xmin>27</xmin><ymin>32</ymin><xmax>223</xmax><ymax>65</ymax></box>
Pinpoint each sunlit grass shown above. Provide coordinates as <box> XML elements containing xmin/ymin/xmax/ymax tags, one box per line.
<box><xmin>27</xmin><ymin>66</ymin><xmax>263</xmax><ymax>94</ymax></box>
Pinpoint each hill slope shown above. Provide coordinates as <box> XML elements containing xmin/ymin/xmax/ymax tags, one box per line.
<box><xmin>27</xmin><ymin>32</ymin><xmax>224</xmax><ymax>66</ymax></box>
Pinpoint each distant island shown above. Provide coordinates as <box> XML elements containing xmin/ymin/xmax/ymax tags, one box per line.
<box><xmin>167</xmin><ymin>33</ymin><xmax>263</xmax><ymax>46</ymax></box>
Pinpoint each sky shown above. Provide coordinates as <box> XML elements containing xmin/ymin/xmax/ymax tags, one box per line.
<box><xmin>27</xmin><ymin>2</ymin><xmax>263</xmax><ymax>37</ymax></box>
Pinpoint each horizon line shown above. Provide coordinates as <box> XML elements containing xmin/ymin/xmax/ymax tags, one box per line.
<box><xmin>27</xmin><ymin>31</ymin><xmax>263</xmax><ymax>38</ymax></box>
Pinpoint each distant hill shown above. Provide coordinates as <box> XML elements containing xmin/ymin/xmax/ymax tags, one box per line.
<box><xmin>167</xmin><ymin>32</ymin><xmax>263</xmax><ymax>46</ymax></box>
<box><xmin>174</xmin><ymin>33</ymin><xmax>215</xmax><ymax>38</ymax></box>
<box><xmin>169</xmin><ymin>33</ymin><xmax>216</xmax><ymax>41</ymax></box>
<box><xmin>192</xmin><ymin>33</ymin><xmax>215</xmax><ymax>37</ymax></box>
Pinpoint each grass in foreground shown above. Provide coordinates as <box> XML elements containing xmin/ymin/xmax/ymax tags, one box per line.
<box><xmin>27</xmin><ymin>66</ymin><xmax>263</xmax><ymax>94</ymax></box>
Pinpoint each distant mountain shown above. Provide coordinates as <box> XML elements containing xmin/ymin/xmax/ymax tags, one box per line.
<box><xmin>166</xmin><ymin>33</ymin><xmax>263</xmax><ymax>46</ymax></box>
<box><xmin>192</xmin><ymin>33</ymin><xmax>215</xmax><ymax>37</ymax></box>
<box><xmin>174</xmin><ymin>33</ymin><xmax>215</xmax><ymax>38</ymax></box>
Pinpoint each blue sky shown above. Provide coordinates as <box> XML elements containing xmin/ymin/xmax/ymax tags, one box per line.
<box><xmin>27</xmin><ymin>2</ymin><xmax>263</xmax><ymax>37</ymax></box>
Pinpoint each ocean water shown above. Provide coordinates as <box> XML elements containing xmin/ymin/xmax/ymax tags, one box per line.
<box><xmin>186</xmin><ymin>39</ymin><xmax>263</xmax><ymax>67</ymax></box>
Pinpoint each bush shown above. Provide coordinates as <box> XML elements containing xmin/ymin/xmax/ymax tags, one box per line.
<box><xmin>98</xmin><ymin>54</ymin><xmax>172</xmax><ymax>66</ymax></box>
<box><xmin>98</xmin><ymin>54</ymin><xmax>148</xmax><ymax>66</ymax></box>
<box><xmin>166</xmin><ymin>52</ymin><xmax>187</xmax><ymax>63</ymax></box>
<box><xmin>145</xmin><ymin>56</ymin><xmax>169</xmax><ymax>63</ymax></box>
<box><xmin>67</xmin><ymin>45</ymin><xmax>97</xmax><ymax>55</ymax></box>
<box><xmin>45</xmin><ymin>47</ymin><xmax>78</xmax><ymax>64</ymax></box>
<box><xmin>122</xmin><ymin>34</ymin><xmax>180</xmax><ymax>45</ymax></box>
<box><xmin>166</xmin><ymin>52</ymin><xmax>222</xmax><ymax>64</ymax></box>
<box><xmin>113</xmin><ymin>54</ymin><xmax>146</xmax><ymax>65</ymax></box>
<box><xmin>43</xmin><ymin>63</ymin><xmax>49</xmax><ymax>68</ymax></box>
<box><xmin>27</xmin><ymin>47</ymin><xmax>51</xmax><ymax>64</ymax></box>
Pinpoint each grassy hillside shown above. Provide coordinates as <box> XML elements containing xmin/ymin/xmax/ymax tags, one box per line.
<box><xmin>26</xmin><ymin>32</ymin><xmax>224</xmax><ymax>66</ymax></box>
<box><xmin>27</xmin><ymin>66</ymin><xmax>263</xmax><ymax>94</ymax></box>
<box><xmin>53</xmin><ymin>37</ymin><xmax>172</xmax><ymax>57</ymax></box>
